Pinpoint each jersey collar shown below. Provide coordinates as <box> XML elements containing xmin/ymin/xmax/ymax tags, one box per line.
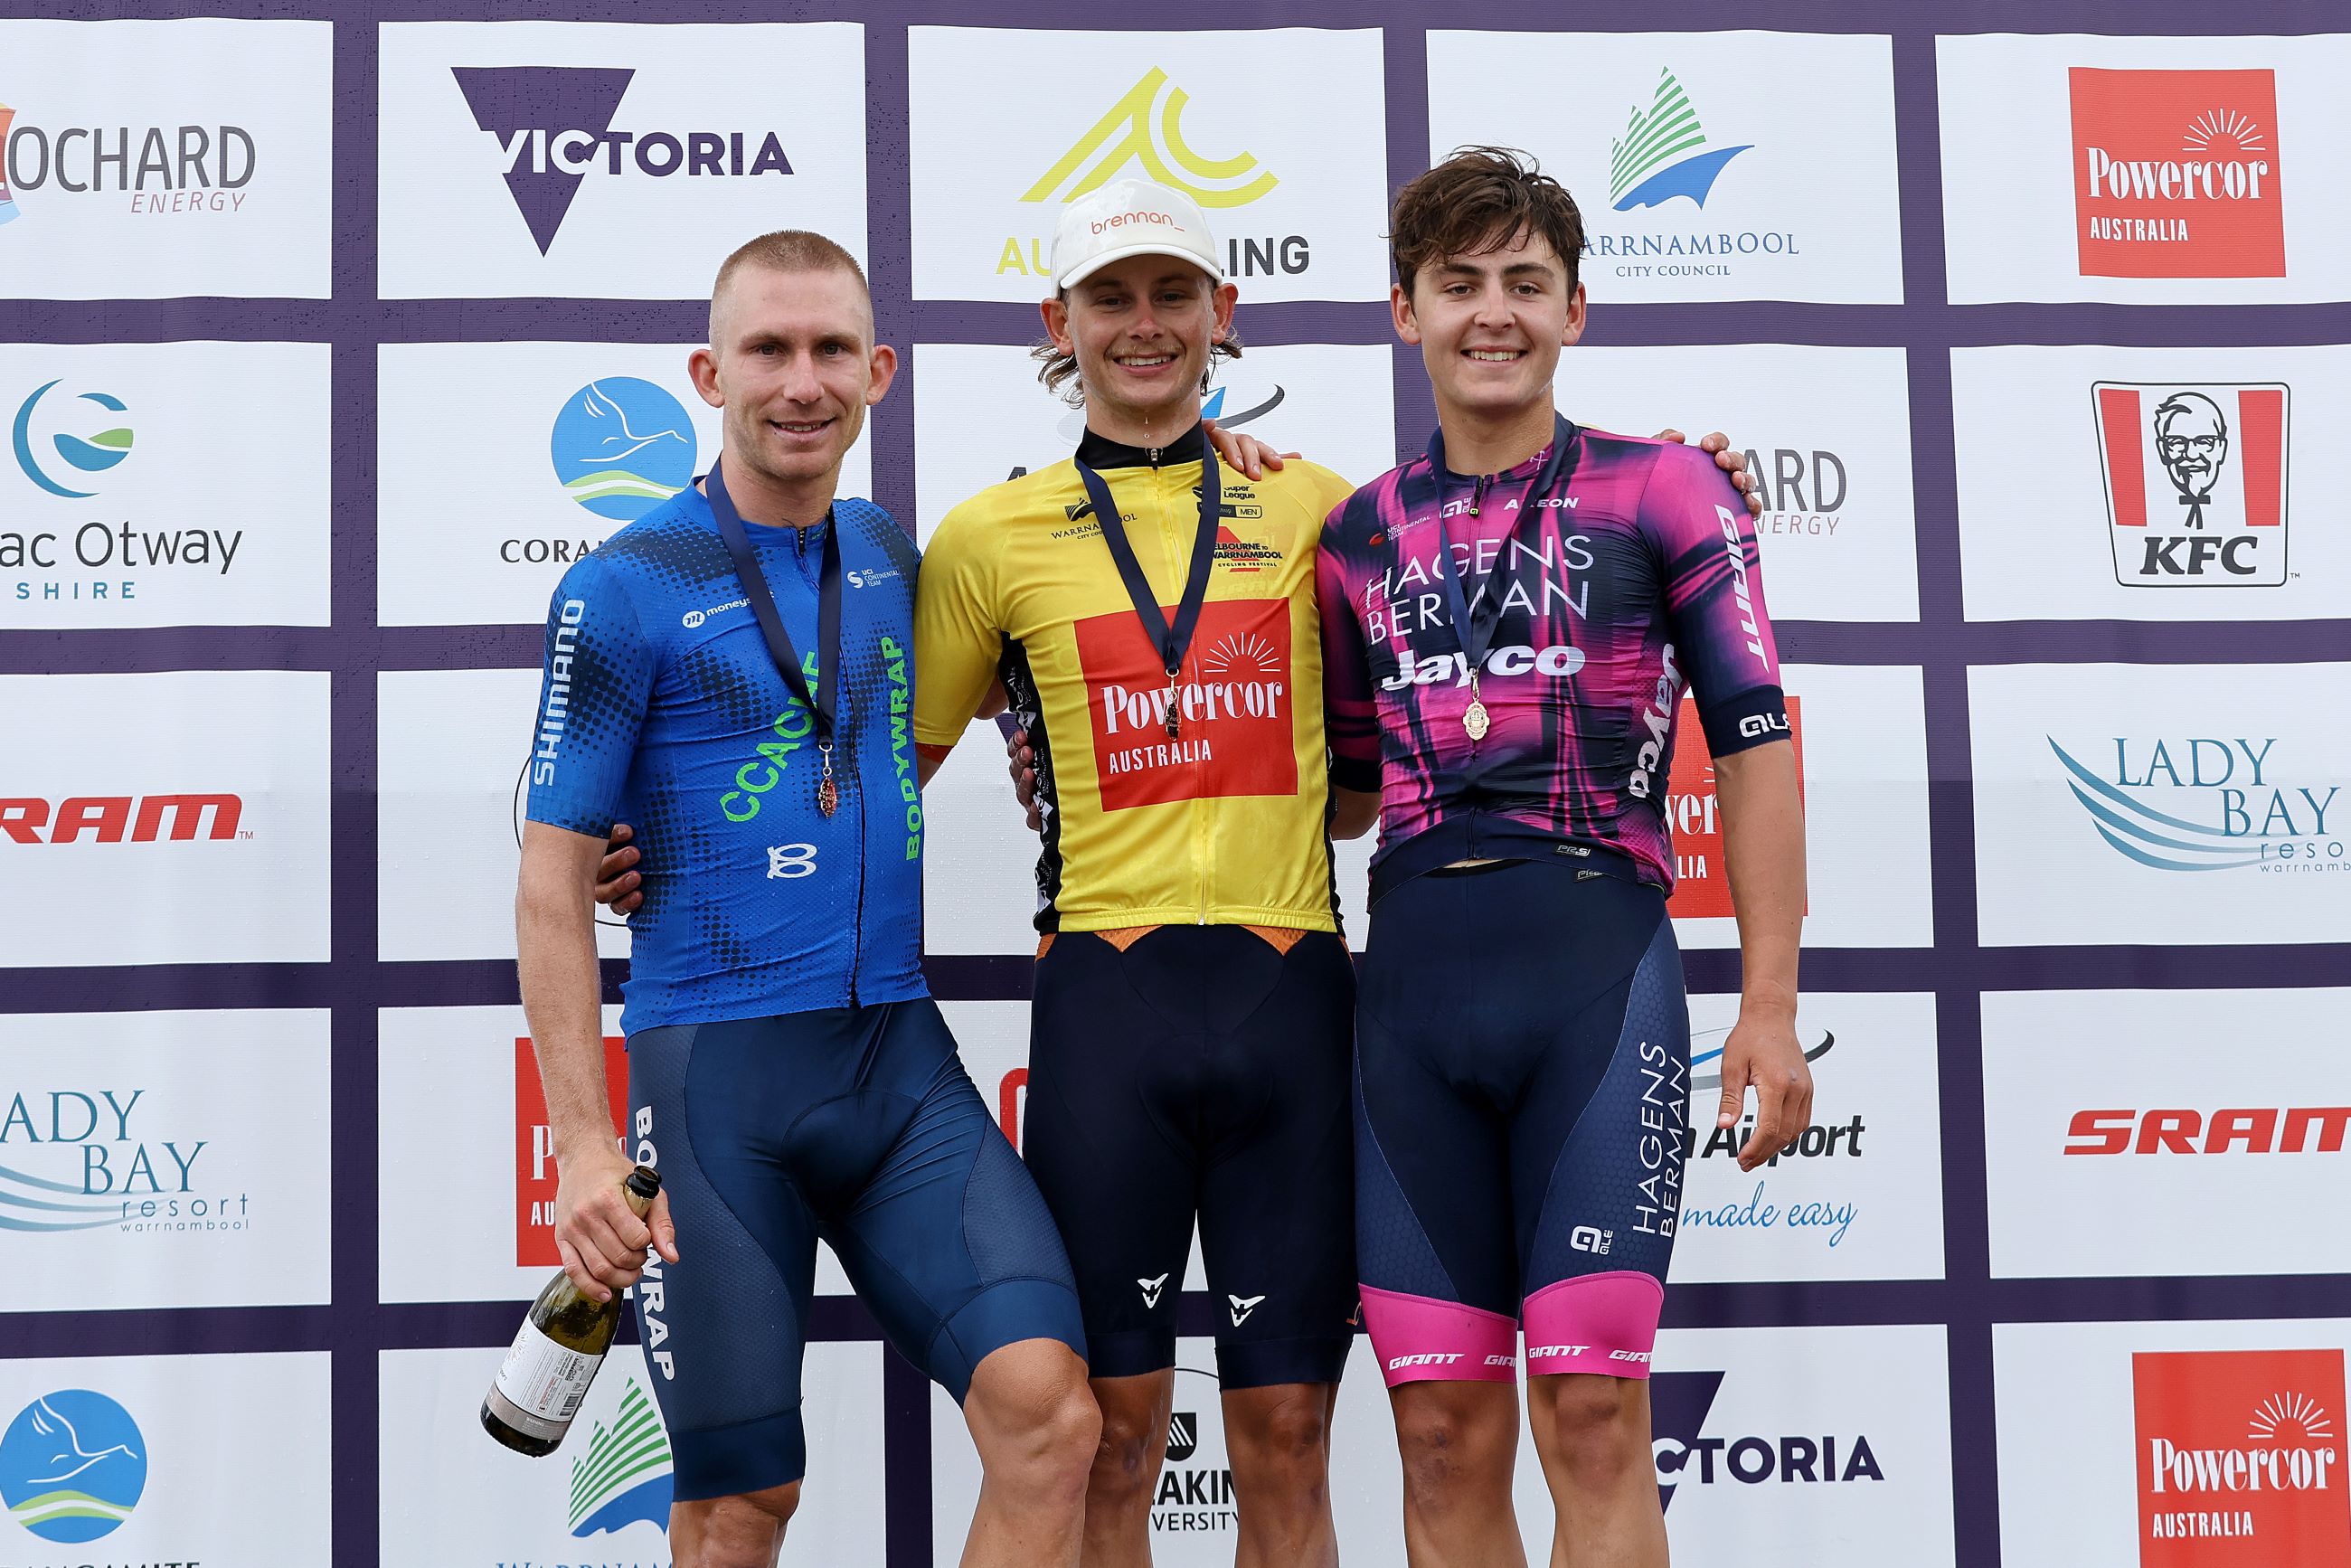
<box><xmin>1074</xmin><ymin>420</ymin><xmax>1206</xmax><ymax>471</ymax></box>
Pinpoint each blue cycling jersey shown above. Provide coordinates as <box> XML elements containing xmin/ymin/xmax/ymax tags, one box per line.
<box><xmin>524</xmin><ymin>485</ymin><xmax>927</xmax><ymax>1031</ymax></box>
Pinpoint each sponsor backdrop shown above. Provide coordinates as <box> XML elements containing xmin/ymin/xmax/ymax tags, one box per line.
<box><xmin>1</xmin><ymin>4</ymin><xmax>2344</xmax><ymax>1566</ymax></box>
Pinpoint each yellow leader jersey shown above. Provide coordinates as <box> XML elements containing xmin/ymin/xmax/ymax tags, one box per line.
<box><xmin>914</xmin><ymin>423</ymin><xmax>1356</xmax><ymax>933</ymax></box>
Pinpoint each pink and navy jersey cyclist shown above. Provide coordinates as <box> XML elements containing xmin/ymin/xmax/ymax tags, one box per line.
<box><xmin>1316</xmin><ymin>415</ymin><xmax>1784</xmax><ymax>1386</ymax></box>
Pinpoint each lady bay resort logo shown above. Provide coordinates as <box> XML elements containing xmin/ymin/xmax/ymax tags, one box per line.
<box><xmin>548</xmin><ymin>378</ymin><xmax>696</xmax><ymax>522</ymax></box>
<box><xmin>0</xmin><ymin>1391</ymin><xmax>147</xmax><ymax>1544</ymax></box>
<box><xmin>11</xmin><ymin>381</ymin><xmax>131</xmax><ymax>498</ymax></box>
<box><xmin>0</xmin><ymin>1084</ymin><xmax>250</xmax><ymax>1235</ymax></box>
<box><xmin>2050</xmin><ymin>733</ymin><xmax>2345</xmax><ymax>874</ymax></box>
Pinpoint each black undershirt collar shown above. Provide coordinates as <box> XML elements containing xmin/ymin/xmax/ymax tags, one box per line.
<box><xmin>1074</xmin><ymin>420</ymin><xmax>1206</xmax><ymax>470</ymax></box>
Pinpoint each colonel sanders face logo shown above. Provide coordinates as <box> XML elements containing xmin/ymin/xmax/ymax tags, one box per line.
<box><xmin>2153</xmin><ymin>391</ymin><xmax>2230</xmax><ymax>527</ymax></box>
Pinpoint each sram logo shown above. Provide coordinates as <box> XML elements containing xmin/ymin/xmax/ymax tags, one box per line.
<box><xmin>0</xmin><ymin>794</ymin><xmax>244</xmax><ymax>843</ymax></box>
<box><xmin>2065</xmin><ymin>1107</ymin><xmax>2349</xmax><ymax>1156</ymax></box>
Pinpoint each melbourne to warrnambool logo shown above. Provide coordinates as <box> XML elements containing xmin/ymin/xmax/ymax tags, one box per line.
<box><xmin>0</xmin><ymin>1082</ymin><xmax>250</xmax><ymax>1237</ymax></box>
<box><xmin>2049</xmin><ymin>732</ymin><xmax>2344</xmax><ymax>875</ymax></box>
<box><xmin>452</xmin><ymin>66</ymin><xmax>793</xmax><ymax>255</ymax></box>
<box><xmin>2133</xmin><ymin>1348</ymin><xmax>2350</xmax><ymax>1564</ymax></box>
<box><xmin>1650</xmin><ymin>1367</ymin><xmax>1884</xmax><ymax>1508</ymax></box>
<box><xmin>0</xmin><ymin>98</ymin><xmax>260</xmax><ymax>225</ymax></box>
<box><xmin>2070</xmin><ymin>69</ymin><xmax>2285</xmax><ymax>281</ymax></box>
<box><xmin>1589</xmin><ymin>68</ymin><xmax>1792</xmax><ymax>283</ymax></box>
<box><xmin>996</xmin><ymin>69</ymin><xmax>1303</xmax><ymax>285</ymax></box>
<box><xmin>0</xmin><ymin>1391</ymin><xmax>147</xmax><ymax>1543</ymax></box>
<box><xmin>2093</xmin><ymin>382</ymin><xmax>2289</xmax><ymax>588</ymax></box>
<box><xmin>1678</xmin><ymin>1029</ymin><xmax>1857</xmax><ymax>1252</ymax></box>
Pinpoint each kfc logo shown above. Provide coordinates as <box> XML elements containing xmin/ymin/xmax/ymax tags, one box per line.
<box><xmin>2071</xmin><ymin>69</ymin><xmax>2286</xmax><ymax>279</ymax></box>
<box><xmin>2095</xmin><ymin>382</ymin><xmax>2288</xmax><ymax>587</ymax></box>
<box><xmin>514</xmin><ymin>1034</ymin><xmax>628</xmax><ymax>1267</ymax></box>
<box><xmin>1664</xmin><ymin>695</ymin><xmax>1806</xmax><ymax>920</ymax></box>
<box><xmin>2134</xmin><ymin>1348</ymin><xmax>2350</xmax><ymax>1565</ymax></box>
<box><xmin>1076</xmin><ymin>598</ymin><xmax>1297</xmax><ymax>811</ymax></box>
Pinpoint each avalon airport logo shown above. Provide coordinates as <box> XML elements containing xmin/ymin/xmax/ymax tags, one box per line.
<box><xmin>2133</xmin><ymin>1349</ymin><xmax>2349</xmax><ymax>1564</ymax></box>
<box><xmin>2093</xmin><ymin>382</ymin><xmax>2288</xmax><ymax>587</ymax></box>
<box><xmin>453</xmin><ymin>66</ymin><xmax>794</xmax><ymax>254</ymax></box>
<box><xmin>1677</xmin><ymin>1029</ymin><xmax>1855</xmax><ymax>1250</ymax></box>
<box><xmin>2070</xmin><ymin>69</ymin><xmax>2285</xmax><ymax>280</ymax></box>
<box><xmin>0</xmin><ymin>97</ymin><xmax>260</xmax><ymax>225</ymax></box>
<box><xmin>0</xmin><ymin>1390</ymin><xmax>147</xmax><ymax>1543</ymax></box>
<box><xmin>2049</xmin><ymin>732</ymin><xmax>2344</xmax><ymax>874</ymax></box>
<box><xmin>1588</xmin><ymin>67</ymin><xmax>1791</xmax><ymax>282</ymax></box>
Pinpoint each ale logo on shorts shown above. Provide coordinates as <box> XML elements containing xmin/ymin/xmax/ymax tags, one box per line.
<box><xmin>2133</xmin><ymin>1348</ymin><xmax>2350</xmax><ymax>1564</ymax></box>
<box><xmin>1664</xmin><ymin>696</ymin><xmax>1805</xmax><ymax>920</ymax></box>
<box><xmin>1074</xmin><ymin>597</ymin><xmax>1296</xmax><ymax>812</ymax></box>
<box><xmin>2093</xmin><ymin>382</ymin><xmax>2288</xmax><ymax>587</ymax></box>
<box><xmin>2070</xmin><ymin>69</ymin><xmax>2285</xmax><ymax>279</ymax></box>
<box><xmin>1021</xmin><ymin>68</ymin><xmax>1274</xmax><ymax>210</ymax></box>
<box><xmin>514</xmin><ymin>1035</ymin><xmax>629</xmax><ymax>1267</ymax></box>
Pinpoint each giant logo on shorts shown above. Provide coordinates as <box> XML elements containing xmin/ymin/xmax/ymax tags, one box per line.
<box><xmin>2094</xmin><ymin>382</ymin><xmax>2288</xmax><ymax>587</ymax></box>
<box><xmin>1664</xmin><ymin>695</ymin><xmax>1805</xmax><ymax>920</ymax></box>
<box><xmin>2133</xmin><ymin>1348</ymin><xmax>2350</xmax><ymax>1564</ymax></box>
<box><xmin>514</xmin><ymin>1035</ymin><xmax>628</xmax><ymax>1267</ymax></box>
<box><xmin>2070</xmin><ymin>69</ymin><xmax>2285</xmax><ymax>279</ymax></box>
<box><xmin>1075</xmin><ymin>597</ymin><xmax>1296</xmax><ymax>812</ymax></box>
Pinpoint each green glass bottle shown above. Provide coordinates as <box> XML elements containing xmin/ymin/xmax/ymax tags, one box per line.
<box><xmin>479</xmin><ymin>1164</ymin><xmax>660</xmax><ymax>1457</ymax></box>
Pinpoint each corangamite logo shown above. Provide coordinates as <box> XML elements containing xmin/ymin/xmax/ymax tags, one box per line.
<box><xmin>2071</xmin><ymin>69</ymin><xmax>2285</xmax><ymax>280</ymax></box>
<box><xmin>1664</xmin><ymin>695</ymin><xmax>1805</xmax><ymax>920</ymax></box>
<box><xmin>2094</xmin><ymin>382</ymin><xmax>2288</xmax><ymax>587</ymax></box>
<box><xmin>0</xmin><ymin>1391</ymin><xmax>147</xmax><ymax>1543</ymax></box>
<box><xmin>2134</xmin><ymin>1348</ymin><xmax>2349</xmax><ymax>1564</ymax></box>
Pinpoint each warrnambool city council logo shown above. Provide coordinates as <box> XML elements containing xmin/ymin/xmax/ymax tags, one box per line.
<box><xmin>2093</xmin><ymin>382</ymin><xmax>2288</xmax><ymax>587</ymax></box>
<box><xmin>0</xmin><ymin>1391</ymin><xmax>148</xmax><ymax>1543</ymax></box>
<box><xmin>549</xmin><ymin>379</ymin><xmax>696</xmax><ymax>521</ymax></box>
<box><xmin>568</xmin><ymin>1375</ymin><xmax>674</xmax><ymax>1539</ymax></box>
<box><xmin>1609</xmin><ymin>67</ymin><xmax>1751</xmax><ymax>212</ymax></box>
<box><xmin>12</xmin><ymin>382</ymin><xmax>132</xmax><ymax>499</ymax></box>
<box><xmin>1586</xmin><ymin>66</ymin><xmax>1796</xmax><ymax>282</ymax></box>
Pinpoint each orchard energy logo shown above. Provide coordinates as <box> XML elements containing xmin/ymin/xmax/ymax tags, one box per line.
<box><xmin>1077</xmin><ymin>600</ymin><xmax>1297</xmax><ymax>812</ymax></box>
<box><xmin>2095</xmin><ymin>383</ymin><xmax>2288</xmax><ymax>587</ymax></box>
<box><xmin>2066</xmin><ymin>1105</ymin><xmax>2349</xmax><ymax>1157</ymax></box>
<box><xmin>2070</xmin><ymin>69</ymin><xmax>2285</xmax><ymax>279</ymax></box>
<box><xmin>1740</xmin><ymin>445</ymin><xmax>1851</xmax><ymax>539</ymax></box>
<box><xmin>0</xmin><ymin>794</ymin><xmax>244</xmax><ymax>844</ymax></box>
<box><xmin>1664</xmin><ymin>695</ymin><xmax>1806</xmax><ymax>921</ymax></box>
<box><xmin>453</xmin><ymin>66</ymin><xmax>794</xmax><ymax>255</ymax></box>
<box><xmin>2133</xmin><ymin>1348</ymin><xmax>2350</xmax><ymax>1564</ymax></box>
<box><xmin>1648</xmin><ymin>1368</ymin><xmax>1884</xmax><ymax>1510</ymax></box>
<box><xmin>515</xmin><ymin>1035</ymin><xmax>628</xmax><ymax>1267</ymax></box>
<box><xmin>0</xmin><ymin>97</ymin><xmax>260</xmax><ymax>222</ymax></box>
<box><xmin>2049</xmin><ymin>734</ymin><xmax>2344</xmax><ymax>874</ymax></box>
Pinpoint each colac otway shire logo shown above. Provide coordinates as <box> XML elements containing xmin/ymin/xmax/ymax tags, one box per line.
<box><xmin>0</xmin><ymin>1082</ymin><xmax>250</xmax><ymax>1236</ymax></box>
<box><xmin>2070</xmin><ymin>69</ymin><xmax>2286</xmax><ymax>280</ymax></box>
<box><xmin>567</xmin><ymin>1375</ymin><xmax>675</xmax><ymax>1541</ymax></box>
<box><xmin>1649</xmin><ymin>1368</ymin><xmax>1884</xmax><ymax>1510</ymax></box>
<box><xmin>1591</xmin><ymin>68</ymin><xmax>1789</xmax><ymax>283</ymax></box>
<box><xmin>2050</xmin><ymin>733</ymin><xmax>2344</xmax><ymax>874</ymax></box>
<box><xmin>2133</xmin><ymin>1349</ymin><xmax>2350</xmax><ymax>1563</ymax></box>
<box><xmin>453</xmin><ymin>67</ymin><xmax>793</xmax><ymax>255</ymax></box>
<box><xmin>0</xmin><ymin>1391</ymin><xmax>148</xmax><ymax>1544</ymax></box>
<box><xmin>2094</xmin><ymin>382</ymin><xmax>2288</xmax><ymax>587</ymax></box>
<box><xmin>12</xmin><ymin>382</ymin><xmax>131</xmax><ymax>499</ymax></box>
<box><xmin>0</xmin><ymin>98</ymin><xmax>260</xmax><ymax>223</ymax></box>
<box><xmin>996</xmin><ymin>69</ymin><xmax>1305</xmax><ymax>283</ymax></box>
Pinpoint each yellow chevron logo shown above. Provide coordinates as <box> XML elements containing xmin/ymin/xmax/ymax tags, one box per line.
<box><xmin>1021</xmin><ymin>69</ymin><xmax>1277</xmax><ymax>209</ymax></box>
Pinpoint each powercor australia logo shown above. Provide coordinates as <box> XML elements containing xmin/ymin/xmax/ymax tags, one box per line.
<box><xmin>515</xmin><ymin>1035</ymin><xmax>628</xmax><ymax>1267</ymax></box>
<box><xmin>2094</xmin><ymin>383</ymin><xmax>2288</xmax><ymax>587</ymax></box>
<box><xmin>2070</xmin><ymin>69</ymin><xmax>2285</xmax><ymax>279</ymax></box>
<box><xmin>1591</xmin><ymin>68</ymin><xmax>1790</xmax><ymax>283</ymax></box>
<box><xmin>1679</xmin><ymin>1029</ymin><xmax>1856</xmax><ymax>1250</ymax></box>
<box><xmin>0</xmin><ymin>1083</ymin><xmax>248</xmax><ymax>1236</ymax></box>
<box><xmin>0</xmin><ymin>98</ymin><xmax>259</xmax><ymax>222</ymax></box>
<box><xmin>453</xmin><ymin>66</ymin><xmax>793</xmax><ymax>254</ymax></box>
<box><xmin>1649</xmin><ymin>1368</ymin><xmax>1884</xmax><ymax>1510</ymax></box>
<box><xmin>0</xmin><ymin>1390</ymin><xmax>148</xmax><ymax>1544</ymax></box>
<box><xmin>1077</xmin><ymin>601</ymin><xmax>1297</xmax><ymax>811</ymax></box>
<box><xmin>1663</xmin><ymin>695</ymin><xmax>1805</xmax><ymax>920</ymax></box>
<box><xmin>995</xmin><ymin>69</ymin><xmax>1305</xmax><ymax>283</ymax></box>
<box><xmin>2067</xmin><ymin>1105</ymin><xmax>2350</xmax><ymax>1157</ymax></box>
<box><xmin>2050</xmin><ymin>734</ymin><xmax>2344</xmax><ymax>874</ymax></box>
<box><xmin>0</xmin><ymin>795</ymin><xmax>247</xmax><ymax>844</ymax></box>
<box><xmin>2133</xmin><ymin>1348</ymin><xmax>2350</xmax><ymax>1564</ymax></box>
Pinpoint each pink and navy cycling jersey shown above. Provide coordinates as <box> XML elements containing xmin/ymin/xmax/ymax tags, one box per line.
<box><xmin>1317</xmin><ymin>420</ymin><xmax>1787</xmax><ymax>900</ymax></box>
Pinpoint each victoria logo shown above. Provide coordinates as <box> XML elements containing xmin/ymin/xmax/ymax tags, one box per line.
<box><xmin>1609</xmin><ymin>68</ymin><xmax>1751</xmax><ymax>212</ymax></box>
<box><xmin>2070</xmin><ymin>69</ymin><xmax>2285</xmax><ymax>279</ymax></box>
<box><xmin>2094</xmin><ymin>382</ymin><xmax>2288</xmax><ymax>586</ymax></box>
<box><xmin>0</xmin><ymin>1391</ymin><xmax>147</xmax><ymax>1543</ymax></box>
<box><xmin>1649</xmin><ymin>1369</ymin><xmax>1884</xmax><ymax>1510</ymax></box>
<box><xmin>568</xmin><ymin>1376</ymin><xmax>674</xmax><ymax>1540</ymax></box>
<box><xmin>2134</xmin><ymin>1348</ymin><xmax>2349</xmax><ymax>1563</ymax></box>
<box><xmin>549</xmin><ymin>378</ymin><xmax>697</xmax><ymax>522</ymax></box>
<box><xmin>453</xmin><ymin>67</ymin><xmax>794</xmax><ymax>255</ymax></box>
<box><xmin>12</xmin><ymin>382</ymin><xmax>131</xmax><ymax>499</ymax></box>
<box><xmin>2050</xmin><ymin>734</ymin><xmax>2343</xmax><ymax>874</ymax></box>
<box><xmin>1022</xmin><ymin>68</ymin><xmax>1274</xmax><ymax>210</ymax></box>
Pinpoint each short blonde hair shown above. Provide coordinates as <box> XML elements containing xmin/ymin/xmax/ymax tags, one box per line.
<box><xmin>709</xmin><ymin>230</ymin><xmax>869</xmax><ymax>342</ymax></box>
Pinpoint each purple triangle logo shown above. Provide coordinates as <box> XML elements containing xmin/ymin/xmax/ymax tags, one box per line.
<box><xmin>453</xmin><ymin>66</ymin><xmax>634</xmax><ymax>255</ymax></box>
<box><xmin>1648</xmin><ymin>1369</ymin><xmax>1725</xmax><ymax>1511</ymax></box>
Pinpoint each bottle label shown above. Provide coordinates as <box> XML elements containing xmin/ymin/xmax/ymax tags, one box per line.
<box><xmin>492</xmin><ymin>1318</ymin><xmax>601</xmax><ymax>1424</ymax></box>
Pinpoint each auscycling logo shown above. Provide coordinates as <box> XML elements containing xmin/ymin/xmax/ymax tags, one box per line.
<box><xmin>2052</xmin><ymin>734</ymin><xmax>2345</xmax><ymax>874</ymax></box>
<box><xmin>1589</xmin><ymin>66</ymin><xmax>1792</xmax><ymax>283</ymax></box>
<box><xmin>453</xmin><ymin>66</ymin><xmax>794</xmax><ymax>254</ymax></box>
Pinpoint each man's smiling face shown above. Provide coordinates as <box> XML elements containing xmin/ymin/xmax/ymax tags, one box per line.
<box><xmin>1394</xmin><ymin>226</ymin><xmax>1586</xmax><ymax>430</ymax></box>
<box><xmin>1046</xmin><ymin>253</ymin><xmax>1238</xmax><ymax>432</ymax></box>
<box><xmin>701</xmin><ymin>261</ymin><xmax>891</xmax><ymax>495</ymax></box>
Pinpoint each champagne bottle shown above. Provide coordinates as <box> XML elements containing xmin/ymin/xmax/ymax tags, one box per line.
<box><xmin>480</xmin><ymin>1164</ymin><xmax>661</xmax><ymax>1457</ymax></box>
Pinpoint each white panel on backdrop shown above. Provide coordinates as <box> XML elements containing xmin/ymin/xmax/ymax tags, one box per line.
<box><xmin>1427</xmin><ymin>33</ymin><xmax>1903</xmax><ymax>305</ymax></box>
<box><xmin>378</xmin><ymin>668</ymin><xmax>630</xmax><ymax>963</ymax></box>
<box><xmin>0</xmin><ymin>343</ymin><xmax>330</xmax><ymax>628</ymax></box>
<box><xmin>380</xmin><ymin>1342</ymin><xmax>884</xmax><ymax>1565</ymax></box>
<box><xmin>1673</xmin><ymin>663</ymin><xmax>1932</xmax><ymax>950</ymax></box>
<box><xmin>1955</xmin><ymin>345</ymin><xmax>2342</xmax><ymax>620</ymax></box>
<box><xmin>1969</xmin><ymin>662</ymin><xmax>2351</xmax><ymax>946</ymax></box>
<box><xmin>905</xmin><ymin>28</ymin><xmax>1390</xmax><ymax>304</ymax></box>
<box><xmin>377</xmin><ymin>1005</ymin><xmax>856</xmax><ymax>1301</ymax></box>
<box><xmin>378</xmin><ymin>23</ymin><xmax>868</xmax><ymax>299</ymax></box>
<box><xmin>0</xmin><ymin>1353</ymin><xmax>331</xmax><ymax>1562</ymax></box>
<box><xmin>0</xmin><ymin>670</ymin><xmax>329</xmax><ymax>966</ymax></box>
<box><xmin>0</xmin><ymin>1009</ymin><xmax>330</xmax><ymax>1311</ymax></box>
<box><xmin>1983</xmin><ymin>987</ymin><xmax>2351</xmax><ymax>1279</ymax></box>
<box><xmin>0</xmin><ymin>21</ymin><xmax>331</xmax><ymax>299</ymax></box>
<box><xmin>1996</xmin><ymin>1318</ymin><xmax>2351</xmax><ymax>1566</ymax></box>
<box><xmin>1554</xmin><ymin>346</ymin><xmax>1920</xmax><ymax>621</ymax></box>
<box><xmin>1676</xmin><ymin>992</ymin><xmax>1944</xmax><ymax>1282</ymax></box>
<box><xmin>1939</xmin><ymin>34</ymin><xmax>2351</xmax><ymax>305</ymax></box>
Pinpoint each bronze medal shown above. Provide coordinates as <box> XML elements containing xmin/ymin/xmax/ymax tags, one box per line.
<box><xmin>1463</xmin><ymin>699</ymin><xmax>1491</xmax><ymax>741</ymax></box>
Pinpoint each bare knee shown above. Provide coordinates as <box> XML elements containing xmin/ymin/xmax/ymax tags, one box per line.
<box><xmin>1392</xmin><ymin>1388</ymin><xmax>1515</xmax><ymax>1509</ymax></box>
<box><xmin>1227</xmin><ymin>1387</ymin><xmax>1332</xmax><ymax>1485</ymax></box>
<box><xmin>969</xmin><ymin>1349</ymin><xmax>1101</xmax><ymax>1506</ymax></box>
<box><xmin>673</xmin><ymin>1482</ymin><xmax>798</xmax><ymax>1568</ymax></box>
<box><xmin>1530</xmin><ymin>1374</ymin><xmax>1649</xmax><ymax>1491</ymax></box>
<box><xmin>1091</xmin><ymin>1399</ymin><xmax>1164</xmax><ymax>1503</ymax></box>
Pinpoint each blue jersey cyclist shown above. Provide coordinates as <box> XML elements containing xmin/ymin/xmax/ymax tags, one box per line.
<box><xmin>516</xmin><ymin>231</ymin><xmax>1098</xmax><ymax>1568</ymax></box>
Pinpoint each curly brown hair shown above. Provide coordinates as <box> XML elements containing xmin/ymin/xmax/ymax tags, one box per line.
<box><xmin>1030</xmin><ymin>288</ymin><xmax>1245</xmax><ymax>407</ymax></box>
<box><xmin>1390</xmin><ymin>146</ymin><xmax>1586</xmax><ymax>300</ymax></box>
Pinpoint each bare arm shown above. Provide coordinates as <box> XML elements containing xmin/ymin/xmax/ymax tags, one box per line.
<box><xmin>1331</xmin><ymin>785</ymin><xmax>1380</xmax><ymax>841</ymax></box>
<box><xmin>518</xmin><ymin>819</ymin><xmax>676</xmax><ymax>1301</ymax></box>
<box><xmin>1710</xmin><ymin>740</ymin><xmax>1813</xmax><ymax>1171</ymax></box>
